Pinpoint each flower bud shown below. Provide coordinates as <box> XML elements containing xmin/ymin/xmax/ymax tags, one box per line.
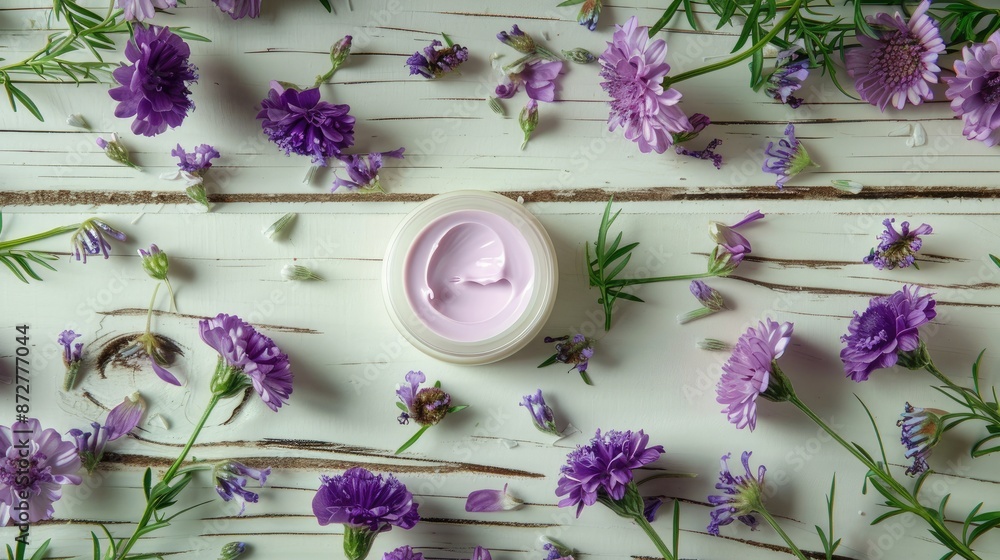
<box><xmin>97</xmin><ymin>133</ymin><xmax>141</xmax><ymax>170</ymax></box>
<box><xmin>219</xmin><ymin>542</ymin><xmax>247</xmax><ymax>560</ymax></box>
<box><xmin>561</xmin><ymin>48</ymin><xmax>596</xmax><ymax>64</ymax></box>
<box><xmin>138</xmin><ymin>244</ymin><xmax>169</xmax><ymax>280</ymax></box>
<box><xmin>831</xmin><ymin>179</ymin><xmax>863</xmax><ymax>194</ymax></box>
<box><xmin>281</xmin><ymin>263</ymin><xmax>322</xmax><ymax>281</ymax></box>
<box><xmin>186</xmin><ymin>183</ymin><xmax>211</xmax><ymax>210</ymax></box>
<box><xmin>497</xmin><ymin>24</ymin><xmax>535</xmax><ymax>54</ymax></box>
<box><xmin>263</xmin><ymin>213</ymin><xmax>297</xmax><ymax>241</ymax></box>
<box><xmin>329</xmin><ymin>35</ymin><xmax>353</xmax><ymax>73</ymax></box>
<box><xmin>690</xmin><ymin>280</ymin><xmax>725</xmax><ymax>311</ymax></box>
<box><xmin>67</xmin><ymin>114</ymin><xmax>90</xmax><ymax>130</ymax></box>
<box><xmin>519</xmin><ymin>99</ymin><xmax>539</xmax><ymax>150</ymax></box>
<box><xmin>577</xmin><ymin>0</ymin><xmax>602</xmax><ymax>31</ymax></box>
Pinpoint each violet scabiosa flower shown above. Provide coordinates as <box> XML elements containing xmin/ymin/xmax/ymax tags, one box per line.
<box><xmin>117</xmin><ymin>0</ymin><xmax>176</xmax><ymax>22</ymax></box>
<box><xmin>863</xmin><ymin>218</ymin><xmax>932</xmax><ymax>270</ymax></box>
<box><xmin>212</xmin><ymin>0</ymin><xmax>261</xmax><ymax>19</ymax></box>
<box><xmin>762</xmin><ymin>123</ymin><xmax>816</xmax><ymax>188</ymax></box>
<box><xmin>540</xmin><ymin>334</ymin><xmax>595</xmax><ymax>385</ymax></box>
<box><xmin>677</xmin><ymin>280</ymin><xmax>725</xmax><ymax>324</ymax></box>
<box><xmin>406</xmin><ymin>39</ymin><xmax>469</xmax><ymax>79</ymax></box>
<box><xmin>845</xmin><ymin>0</ymin><xmax>944</xmax><ymax>111</ymax></box>
<box><xmin>0</xmin><ymin>418</ymin><xmax>82</xmax><ymax>525</ymax></box>
<box><xmin>556</xmin><ymin>429</ymin><xmax>663</xmax><ymax>518</ymax></box>
<box><xmin>312</xmin><ymin>467</ymin><xmax>419</xmax><ymax>560</ymax></box>
<box><xmin>945</xmin><ymin>32</ymin><xmax>1000</xmax><ymax>146</ymax></box>
<box><xmin>840</xmin><ymin>286</ymin><xmax>936</xmax><ymax>382</ymax></box>
<box><xmin>898</xmin><ymin>403</ymin><xmax>946</xmax><ymax>476</ymax></box>
<box><xmin>520</xmin><ymin>389</ymin><xmax>560</xmax><ymax>436</ymax></box>
<box><xmin>717</xmin><ymin>320</ymin><xmax>795</xmax><ymax>431</ymax></box>
<box><xmin>59</xmin><ymin>329</ymin><xmax>84</xmax><ymax>390</ymax></box>
<box><xmin>384</xmin><ymin>547</ymin><xmax>424</xmax><ymax>560</ymax></box>
<box><xmin>676</xmin><ymin>138</ymin><xmax>723</xmax><ymax>169</ymax></box>
<box><xmin>331</xmin><ymin>148</ymin><xmax>405</xmax><ymax>193</ymax></box>
<box><xmin>707</xmin><ymin>451</ymin><xmax>766</xmax><ymax>536</ymax></box>
<box><xmin>70</xmin><ymin>392</ymin><xmax>145</xmax><ymax>473</ymax></box>
<box><xmin>70</xmin><ymin>218</ymin><xmax>127</xmax><ymax>263</ymax></box>
<box><xmin>599</xmin><ymin>16</ymin><xmax>692</xmax><ymax>154</ymax></box>
<box><xmin>466</xmin><ymin>483</ymin><xmax>523</xmax><ymax>512</ymax></box>
<box><xmin>199</xmin><ymin>313</ymin><xmax>294</xmax><ymax>410</ymax></box>
<box><xmin>496</xmin><ymin>59</ymin><xmax>563</xmax><ymax>102</ymax></box>
<box><xmin>109</xmin><ymin>26</ymin><xmax>197</xmax><ymax>137</ymax></box>
<box><xmin>395</xmin><ymin>371</ymin><xmax>466</xmax><ymax>454</ymax></box>
<box><xmin>257</xmin><ymin>81</ymin><xmax>355</xmax><ymax>165</ymax></box>
<box><xmin>708</xmin><ymin>210</ymin><xmax>764</xmax><ymax>275</ymax></box>
<box><xmin>214</xmin><ymin>460</ymin><xmax>271</xmax><ymax>514</ymax></box>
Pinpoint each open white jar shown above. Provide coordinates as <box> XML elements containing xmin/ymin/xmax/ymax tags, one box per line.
<box><xmin>382</xmin><ymin>191</ymin><xmax>558</xmax><ymax>365</ymax></box>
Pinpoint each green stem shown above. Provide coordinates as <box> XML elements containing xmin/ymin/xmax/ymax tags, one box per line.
<box><xmin>0</xmin><ymin>224</ymin><xmax>79</xmax><ymax>251</ymax></box>
<box><xmin>756</xmin><ymin>508</ymin><xmax>808</xmax><ymax>560</ymax></box>
<box><xmin>115</xmin><ymin>394</ymin><xmax>221</xmax><ymax>559</ymax></box>
<box><xmin>611</xmin><ymin>271</ymin><xmax>718</xmax><ymax>287</ymax></box>
<box><xmin>925</xmin><ymin>362</ymin><xmax>1000</xmax><ymax>425</ymax></box>
<box><xmin>634</xmin><ymin>515</ymin><xmax>675</xmax><ymax>560</ymax></box>
<box><xmin>788</xmin><ymin>396</ymin><xmax>980</xmax><ymax>560</ymax></box>
<box><xmin>145</xmin><ymin>283</ymin><xmax>161</xmax><ymax>334</ymax></box>
<box><xmin>663</xmin><ymin>0</ymin><xmax>804</xmax><ymax>87</ymax></box>
<box><xmin>164</xmin><ymin>278</ymin><xmax>178</xmax><ymax>312</ymax></box>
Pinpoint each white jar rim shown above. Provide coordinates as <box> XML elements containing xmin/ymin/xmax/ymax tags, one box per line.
<box><xmin>382</xmin><ymin>191</ymin><xmax>558</xmax><ymax>365</ymax></box>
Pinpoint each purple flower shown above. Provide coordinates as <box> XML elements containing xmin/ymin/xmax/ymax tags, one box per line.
<box><xmin>542</xmin><ymin>334</ymin><xmax>594</xmax><ymax>384</ymax></box>
<box><xmin>472</xmin><ymin>547</ymin><xmax>492</xmax><ymax>560</ymax></box>
<box><xmin>690</xmin><ymin>281</ymin><xmax>724</xmax><ymax>311</ymax></box>
<box><xmin>407</xmin><ymin>40</ymin><xmax>469</xmax><ymax>79</ymax></box>
<box><xmin>128</xmin><ymin>332</ymin><xmax>182</xmax><ymax>386</ymax></box>
<box><xmin>257</xmin><ymin>81</ymin><xmax>355</xmax><ymax>165</ymax></box>
<box><xmin>116</xmin><ymin>0</ymin><xmax>176</xmax><ymax>22</ymax></box>
<box><xmin>945</xmin><ymin>32</ymin><xmax>1000</xmax><ymax>146</ymax></box>
<box><xmin>762</xmin><ymin>123</ymin><xmax>816</xmax><ymax>188</ymax></box>
<box><xmin>395</xmin><ymin>371</ymin><xmax>451</xmax><ymax>427</ymax></box>
<box><xmin>577</xmin><ymin>0</ymin><xmax>602</xmax><ymax>31</ymax></box>
<box><xmin>172</xmin><ymin>144</ymin><xmax>220</xmax><ymax>174</ymax></box>
<box><xmin>556</xmin><ymin>429</ymin><xmax>663</xmax><ymax>517</ymax></box>
<box><xmin>109</xmin><ymin>26</ymin><xmax>197</xmax><ymax>137</ymax></box>
<box><xmin>766</xmin><ymin>42</ymin><xmax>810</xmax><ymax>108</ymax></box>
<box><xmin>384</xmin><ymin>547</ymin><xmax>424</xmax><ymax>560</ymax></box>
<box><xmin>0</xmin><ymin>418</ymin><xmax>82</xmax><ymax>525</ymax></box>
<box><xmin>708</xmin><ymin>210</ymin><xmax>763</xmax><ymax>274</ymax></box>
<box><xmin>599</xmin><ymin>16</ymin><xmax>692</xmax><ymax>154</ymax></box>
<box><xmin>676</xmin><ymin>138</ymin><xmax>723</xmax><ymax>169</ymax></box>
<box><xmin>840</xmin><ymin>286</ymin><xmax>936</xmax><ymax>382</ymax></box>
<box><xmin>897</xmin><ymin>403</ymin><xmax>945</xmax><ymax>477</ymax></box>
<box><xmin>496</xmin><ymin>59</ymin><xmax>563</xmax><ymax>102</ymax></box>
<box><xmin>199</xmin><ymin>313</ymin><xmax>294</xmax><ymax>410</ymax></box>
<box><xmin>70</xmin><ymin>219</ymin><xmax>127</xmax><ymax>263</ymax></box>
<box><xmin>643</xmin><ymin>496</ymin><xmax>663</xmax><ymax>522</ymax></box>
<box><xmin>717</xmin><ymin>320</ymin><xmax>794</xmax><ymax>431</ymax></box>
<box><xmin>863</xmin><ymin>218</ymin><xmax>932</xmax><ymax>270</ymax></box>
<box><xmin>212</xmin><ymin>0</ymin><xmax>261</xmax><ymax>19</ymax></box>
<box><xmin>331</xmin><ymin>148</ymin><xmax>406</xmax><ymax>193</ymax></box>
<box><xmin>59</xmin><ymin>330</ymin><xmax>84</xmax><ymax>391</ymax></box>
<box><xmin>313</xmin><ymin>468</ymin><xmax>419</xmax><ymax>560</ymax></box>
<box><xmin>845</xmin><ymin>0</ymin><xmax>944</xmax><ymax>111</ymax></box>
<box><xmin>520</xmin><ymin>390</ymin><xmax>560</xmax><ymax>436</ymax></box>
<box><xmin>708</xmin><ymin>451</ymin><xmax>766</xmax><ymax>536</ymax></box>
<box><xmin>497</xmin><ymin>25</ymin><xmax>535</xmax><ymax>54</ymax></box>
<box><xmin>70</xmin><ymin>393</ymin><xmax>146</xmax><ymax>473</ymax></box>
<box><xmin>214</xmin><ymin>460</ymin><xmax>270</xmax><ymax>515</ymax></box>
<box><xmin>465</xmin><ymin>483</ymin><xmax>523</xmax><ymax>512</ymax></box>
<box><xmin>542</xmin><ymin>541</ymin><xmax>575</xmax><ymax>560</ymax></box>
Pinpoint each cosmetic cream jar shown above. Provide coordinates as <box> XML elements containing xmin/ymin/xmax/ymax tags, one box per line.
<box><xmin>382</xmin><ymin>191</ymin><xmax>558</xmax><ymax>365</ymax></box>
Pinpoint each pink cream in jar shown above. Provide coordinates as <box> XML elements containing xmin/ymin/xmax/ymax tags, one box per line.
<box><xmin>382</xmin><ymin>191</ymin><xmax>558</xmax><ymax>364</ymax></box>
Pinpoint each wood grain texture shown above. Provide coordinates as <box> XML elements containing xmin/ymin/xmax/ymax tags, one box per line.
<box><xmin>2</xmin><ymin>1</ymin><xmax>1000</xmax><ymax>559</ymax></box>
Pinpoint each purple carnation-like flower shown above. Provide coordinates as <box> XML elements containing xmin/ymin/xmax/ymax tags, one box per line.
<box><xmin>863</xmin><ymin>218</ymin><xmax>932</xmax><ymax>270</ymax></box>
<box><xmin>897</xmin><ymin>402</ymin><xmax>945</xmax><ymax>476</ymax></box>
<box><xmin>117</xmin><ymin>0</ymin><xmax>176</xmax><ymax>21</ymax></box>
<box><xmin>599</xmin><ymin>16</ymin><xmax>692</xmax><ymax>154</ymax></box>
<box><xmin>845</xmin><ymin>0</ymin><xmax>944</xmax><ymax>111</ymax></box>
<box><xmin>213</xmin><ymin>0</ymin><xmax>261</xmax><ymax>19</ymax></box>
<box><xmin>708</xmin><ymin>451</ymin><xmax>766</xmax><ymax>536</ymax></box>
<box><xmin>496</xmin><ymin>59</ymin><xmax>563</xmax><ymax>102</ymax></box>
<box><xmin>257</xmin><ymin>81</ymin><xmax>355</xmax><ymax>165</ymax></box>
<box><xmin>70</xmin><ymin>393</ymin><xmax>145</xmax><ymax>473</ymax></box>
<box><xmin>199</xmin><ymin>313</ymin><xmax>293</xmax><ymax>410</ymax></box>
<box><xmin>840</xmin><ymin>286</ymin><xmax>936</xmax><ymax>382</ymax></box>
<box><xmin>717</xmin><ymin>320</ymin><xmax>794</xmax><ymax>431</ymax></box>
<box><xmin>407</xmin><ymin>40</ymin><xmax>469</xmax><ymax>79</ymax></box>
<box><xmin>214</xmin><ymin>460</ymin><xmax>270</xmax><ymax>515</ymax></box>
<box><xmin>331</xmin><ymin>148</ymin><xmax>405</xmax><ymax>193</ymax></box>
<box><xmin>384</xmin><ymin>547</ymin><xmax>424</xmax><ymax>560</ymax></box>
<box><xmin>313</xmin><ymin>467</ymin><xmax>420</xmax><ymax>531</ymax></box>
<box><xmin>173</xmin><ymin>144</ymin><xmax>220</xmax><ymax>174</ymax></box>
<box><xmin>945</xmin><ymin>31</ymin><xmax>1000</xmax><ymax>146</ymax></box>
<box><xmin>0</xmin><ymin>418</ymin><xmax>82</xmax><ymax>525</ymax></box>
<box><xmin>762</xmin><ymin>123</ymin><xmax>816</xmax><ymax>188</ymax></box>
<box><xmin>109</xmin><ymin>26</ymin><xmax>197</xmax><ymax>137</ymax></box>
<box><xmin>556</xmin><ymin>429</ymin><xmax>663</xmax><ymax>517</ymax></box>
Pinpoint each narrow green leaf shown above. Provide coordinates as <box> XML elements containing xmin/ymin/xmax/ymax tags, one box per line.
<box><xmin>0</xmin><ymin>256</ymin><xmax>28</xmax><ymax>283</ymax></box>
<box><xmin>672</xmin><ymin>500</ymin><xmax>680</xmax><ymax>559</ymax></box>
<box><xmin>649</xmin><ymin>0</ymin><xmax>684</xmax><ymax>37</ymax></box>
<box><xmin>396</xmin><ymin>402</ymin><xmax>407</xmax><ymax>411</ymax></box>
<box><xmin>557</xmin><ymin>0</ymin><xmax>587</xmax><ymax>6</ymax></box>
<box><xmin>613</xmin><ymin>291</ymin><xmax>644</xmax><ymax>303</ymax></box>
<box><xmin>8</xmin><ymin>86</ymin><xmax>44</xmax><ymax>121</ymax></box>
<box><xmin>447</xmin><ymin>405</ymin><xmax>469</xmax><ymax>414</ymax></box>
<box><xmin>855</xmin><ymin>396</ymin><xmax>890</xmax><ymax>473</ymax></box>
<box><xmin>142</xmin><ymin>468</ymin><xmax>152</xmax><ymax>500</ymax></box>
<box><xmin>91</xmin><ymin>533</ymin><xmax>101</xmax><ymax>560</ymax></box>
<box><xmin>538</xmin><ymin>355</ymin><xmax>560</xmax><ymax>368</ymax></box>
<box><xmin>316</xmin><ymin>0</ymin><xmax>333</xmax><ymax>11</ymax></box>
<box><xmin>396</xmin><ymin>424</ymin><xmax>432</xmax><ymax>454</ymax></box>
